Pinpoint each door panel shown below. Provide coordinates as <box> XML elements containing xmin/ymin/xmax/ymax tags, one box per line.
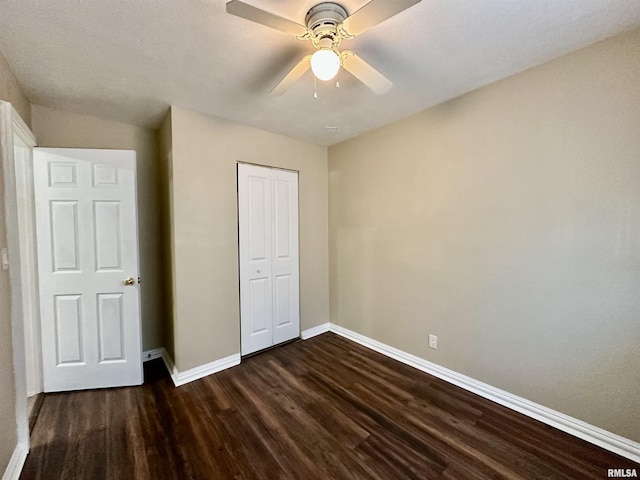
<box><xmin>239</xmin><ymin>163</ymin><xmax>299</xmax><ymax>355</ymax></box>
<box><xmin>249</xmin><ymin>278</ymin><xmax>270</xmax><ymax>334</ymax></box>
<box><xmin>249</xmin><ymin>177</ymin><xmax>269</xmax><ymax>261</ymax></box>
<box><xmin>239</xmin><ymin>164</ymin><xmax>273</xmax><ymax>354</ymax></box>
<box><xmin>93</xmin><ymin>163</ymin><xmax>118</xmax><ymax>186</ymax></box>
<box><xmin>48</xmin><ymin>161</ymin><xmax>77</xmax><ymax>187</ymax></box>
<box><xmin>94</xmin><ymin>201</ymin><xmax>122</xmax><ymax>270</ymax></box>
<box><xmin>97</xmin><ymin>293</ymin><xmax>125</xmax><ymax>362</ymax></box>
<box><xmin>274</xmin><ymin>274</ymin><xmax>292</xmax><ymax>327</ymax></box>
<box><xmin>271</xmin><ymin>168</ymin><xmax>299</xmax><ymax>345</ymax></box>
<box><xmin>54</xmin><ymin>295</ymin><xmax>83</xmax><ymax>364</ymax></box>
<box><xmin>34</xmin><ymin>148</ymin><xmax>142</xmax><ymax>392</ymax></box>
<box><xmin>50</xmin><ymin>201</ymin><xmax>80</xmax><ymax>271</ymax></box>
<box><xmin>274</xmin><ymin>179</ymin><xmax>291</xmax><ymax>259</ymax></box>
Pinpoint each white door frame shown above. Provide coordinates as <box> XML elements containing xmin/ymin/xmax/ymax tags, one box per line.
<box><xmin>1</xmin><ymin>101</ymin><xmax>38</xmax><ymax>466</ymax></box>
<box><xmin>16</xmin><ymin>126</ymin><xmax>42</xmax><ymax>397</ymax></box>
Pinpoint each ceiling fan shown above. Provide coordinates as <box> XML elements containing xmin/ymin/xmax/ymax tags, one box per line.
<box><xmin>226</xmin><ymin>0</ymin><xmax>422</xmax><ymax>95</ymax></box>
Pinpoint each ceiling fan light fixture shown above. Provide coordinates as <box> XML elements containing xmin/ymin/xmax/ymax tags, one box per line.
<box><xmin>310</xmin><ymin>48</ymin><xmax>340</xmax><ymax>81</ymax></box>
<box><xmin>226</xmin><ymin>0</ymin><xmax>422</xmax><ymax>94</ymax></box>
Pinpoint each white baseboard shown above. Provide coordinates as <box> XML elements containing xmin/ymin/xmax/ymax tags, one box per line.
<box><xmin>142</xmin><ymin>347</ymin><xmax>165</xmax><ymax>362</ymax></box>
<box><xmin>325</xmin><ymin>323</ymin><xmax>640</xmax><ymax>464</ymax></box>
<box><xmin>158</xmin><ymin>348</ymin><xmax>178</xmax><ymax>380</ymax></box>
<box><xmin>153</xmin><ymin>348</ymin><xmax>240</xmax><ymax>387</ymax></box>
<box><xmin>2</xmin><ymin>443</ymin><xmax>27</xmax><ymax>480</ymax></box>
<box><xmin>150</xmin><ymin>322</ymin><xmax>332</xmax><ymax>386</ymax></box>
<box><xmin>301</xmin><ymin>322</ymin><xmax>330</xmax><ymax>339</ymax></box>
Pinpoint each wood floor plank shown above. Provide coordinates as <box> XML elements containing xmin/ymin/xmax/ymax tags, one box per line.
<box><xmin>105</xmin><ymin>388</ymin><xmax>136</xmax><ymax>480</ymax></box>
<box><xmin>239</xmin><ymin>361</ymin><xmax>379</xmax><ymax>479</ymax></box>
<box><xmin>222</xmin><ymin>371</ymin><xmax>323</xmax><ymax>480</ymax></box>
<box><xmin>21</xmin><ymin>333</ymin><xmax>639</xmax><ymax>480</ymax></box>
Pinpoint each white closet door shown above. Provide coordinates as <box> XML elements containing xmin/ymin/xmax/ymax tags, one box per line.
<box><xmin>238</xmin><ymin>163</ymin><xmax>299</xmax><ymax>356</ymax></box>
<box><xmin>34</xmin><ymin>148</ymin><xmax>143</xmax><ymax>392</ymax></box>
<box><xmin>239</xmin><ymin>164</ymin><xmax>274</xmax><ymax>355</ymax></box>
<box><xmin>271</xmin><ymin>168</ymin><xmax>299</xmax><ymax>345</ymax></box>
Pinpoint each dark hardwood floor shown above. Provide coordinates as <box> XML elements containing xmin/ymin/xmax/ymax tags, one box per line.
<box><xmin>21</xmin><ymin>333</ymin><xmax>638</xmax><ymax>479</ymax></box>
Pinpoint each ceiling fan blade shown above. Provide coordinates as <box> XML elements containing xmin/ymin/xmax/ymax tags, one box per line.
<box><xmin>341</xmin><ymin>0</ymin><xmax>421</xmax><ymax>36</ymax></box>
<box><xmin>341</xmin><ymin>53</ymin><xmax>392</xmax><ymax>94</ymax></box>
<box><xmin>270</xmin><ymin>55</ymin><xmax>312</xmax><ymax>96</ymax></box>
<box><xmin>226</xmin><ymin>0</ymin><xmax>308</xmax><ymax>37</ymax></box>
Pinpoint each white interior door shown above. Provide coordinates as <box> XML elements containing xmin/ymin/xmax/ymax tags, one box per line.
<box><xmin>238</xmin><ymin>163</ymin><xmax>299</xmax><ymax>356</ymax></box>
<box><xmin>34</xmin><ymin>148</ymin><xmax>143</xmax><ymax>392</ymax></box>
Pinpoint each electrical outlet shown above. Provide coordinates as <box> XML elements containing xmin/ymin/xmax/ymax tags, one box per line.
<box><xmin>428</xmin><ymin>334</ymin><xmax>438</xmax><ymax>350</ymax></box>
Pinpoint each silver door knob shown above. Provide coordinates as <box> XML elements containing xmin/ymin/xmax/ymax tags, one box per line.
<box><xmin>123</xmin><ymin>277</ymin><xmax>135</xmax><ymax>286</ymax></box>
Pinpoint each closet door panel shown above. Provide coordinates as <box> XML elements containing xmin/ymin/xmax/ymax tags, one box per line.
<box><xmin>238</xmin><ymin>164</ymin><xmax>273</xmax><ymax>355</ymax></box>
<box><xmin>271</xmin><ymin>169</ymin><xmax>299</xmax><ymax>345</ymax></box>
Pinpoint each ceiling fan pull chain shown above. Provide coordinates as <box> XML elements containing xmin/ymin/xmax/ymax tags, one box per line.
<box><xmin>314</xmin><ymin>76</ymin><xmax>318</xmax><ymax>99</ymax></box>
<box><xmin>336</xmin><ymin>69</ymin><xmax>340</xmax><ymax>89</ymax></box>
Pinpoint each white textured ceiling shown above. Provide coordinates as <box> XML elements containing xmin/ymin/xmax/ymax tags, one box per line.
<box><xmin>1</xmin><ymin>0</ymin><xmax>639</xmax><ymax>146</ymax></box>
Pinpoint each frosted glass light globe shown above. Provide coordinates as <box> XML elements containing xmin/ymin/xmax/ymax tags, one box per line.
<box><xmin>310</xmin><ymin>48</ymin><xmax>340</xmax><ymax>81</ymax></box>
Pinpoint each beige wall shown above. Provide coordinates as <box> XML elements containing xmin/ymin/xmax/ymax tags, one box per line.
<box><xmin>168</xmin><ymin>106</ymin><xmax>329</xmax><ymax>371</ymax></box>
<box><xmin>157</xmin><ymin>110</ymin><xmax>175</xmax><ymax>359</ymax></box>
<box><xmin>0</xmin><ymin>50</ymin><xmax>30</xmax><ymax>127</ymax></box>
<box><xmin>31</xmin><ymin>105</ymin><xmax>165</xmax><ymax>351</ymax></box>
<box><xmin>0</xmin><ymin>49</ymin><xmax>30</xmax><ymax>475</ymax></box>
<box><xmin>329</xmin><ymin>28</ymin><xmax>640</xmax><ymax>442</ymax></box>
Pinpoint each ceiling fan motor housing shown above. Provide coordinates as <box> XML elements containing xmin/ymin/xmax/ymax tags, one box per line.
<box><xmin>305</xmin><ymin>2</ymin><xmax>348</xmax><ymax>41</ymax></box>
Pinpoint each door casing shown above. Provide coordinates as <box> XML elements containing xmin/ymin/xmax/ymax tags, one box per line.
<box><xmin>1</xmin><ymin>101</ymin><xmax>37</xmax><ymax>461</ymax></box>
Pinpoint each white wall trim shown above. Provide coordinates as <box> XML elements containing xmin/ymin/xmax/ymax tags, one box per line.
<box><xmin>152</xmin><ymin>348</ymin><xmax>240</xmax><ymax>388</ymax></box>
<box><xmin>142</xmin><ymin>348</ymin><xmax>165</xmax><ymax>362</ymax></box>
<box><xmin>159</xmin><ymin>348</ymin><xmax>178</xmax><ymax>380</ymax></box>
<box><xmin>1</xmin><ymin>443</ymin><xmax>27</xmax><ymax>480</ymax></box>
<box><xmin>325</xmin><ymin>323</ymin><xmax>640</xmax><ymax>463</ymax></box>
<box><xmin>301</xmin><ymin>322</ymin><xmax>330</xmax><ymax>340</ymax></box>
<box><xmin>171</xmin><ymin>353</ymin><xmax>240</xmax><ymax>387</ymax></box>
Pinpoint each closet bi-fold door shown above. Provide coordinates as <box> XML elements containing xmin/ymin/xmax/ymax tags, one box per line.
<box><xmin>238</xmin><ymin>163</ymin><xmax>299</xmax><ymax>356</ymax></box>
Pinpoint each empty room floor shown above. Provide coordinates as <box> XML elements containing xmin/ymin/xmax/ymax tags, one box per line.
<box><xmin>21</xmin><ymin>333</ymin><xmax>638</xmax><ymax>479</ymax></box>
